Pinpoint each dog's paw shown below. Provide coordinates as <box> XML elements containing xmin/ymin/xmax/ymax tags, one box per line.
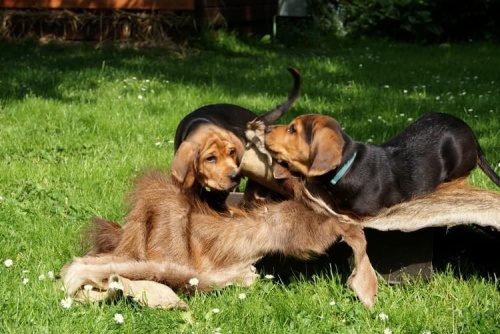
<box><xmin>62</xmin><ymin>262</ymin><xmax>90</xmax><ymax>295</ymax></box>
<box><xmin>347</xmin><ymin>257</ymin><xmax>378</xmax><ymax>309</ymax></box>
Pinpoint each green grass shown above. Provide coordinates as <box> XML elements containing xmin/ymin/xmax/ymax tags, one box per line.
<box><xmin>1</xmin><ymin>36</ymin><xmax>500</xmax><ymax>333</ymax></box>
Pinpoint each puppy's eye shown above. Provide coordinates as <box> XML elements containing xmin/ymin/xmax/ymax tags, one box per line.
<box><xmin>229</xmin><ymin>148</ymin><xmax>236</xmax><ymax>156</ymax></box>
<box><xmin>205</xmin><ymin>156</ymin><xmax>217</xmax><ymax>163</ymax></box>
<box><xmin>287</xmin><ymin>125</ymin><xmax>296</xmax><ymax>134</ymax></box>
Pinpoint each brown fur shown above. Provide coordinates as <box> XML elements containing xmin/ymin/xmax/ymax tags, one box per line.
<box><xmin>171</xmin><ymin>123</ymin><xmax>244</xmax><ymax>191</ymax></box>
<box><xmin>362</xmin><ymin>178</ymin><xmax>500</xmax><ymax>231</ymax></box>
<box><xmin>63</xmin><ymin>170</ymin><xmax>378</xmax><ymax>308</ymax></box>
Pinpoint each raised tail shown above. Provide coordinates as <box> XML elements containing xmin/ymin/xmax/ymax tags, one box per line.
<box><xmin>259</xmin><ymin>66</ymin><xmax>301</xmax><ymax>124</ymax></box>
<box><xmin>477</xmin><ymin>145</ymin><xmax>500</xmax><ymax>187</ymax></box>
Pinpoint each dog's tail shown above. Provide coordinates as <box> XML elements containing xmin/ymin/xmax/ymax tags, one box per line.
<box><xmin>259</xmin><ymin>67</ymin><xmax>301</xmax><ymax>124</ymax></box>
<box><xmin>477</xmin><ymin>145</ymin><xmax>500</xmax><ymax>187</ymax></box>
<box><xmin>86</xmin><ymin>217</ymin><xmax>124</xmax><ymax>255</ymax></box>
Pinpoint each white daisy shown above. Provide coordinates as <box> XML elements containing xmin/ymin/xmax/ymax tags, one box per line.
<box><xmin>329</xmin><ymin>300</ymin><xmax>336</xmax><ymax>306</ymax></box>
<box><xmin>22</xmin><ymin>278</ymin><xmax>29</xmax><ymax>285</ymax></box>
<box><xmin>212</xmin><ymin>308</ymin><xmax>220</xmax><ymax>314</ymax></box>
<box><xmin>47</xmin><ymin>271</ymin><xmax>55</xmax><ymax>280</ymax></box>
<box><xmin>83</xmin><ymin>284</ymin><xmax>93</xmax><ymax>291</ymax></box>
<box><xmin>4</xmin><ymin>259</ymin><xmax>13</xmax><ymax>267</ymax></box>
<box><xmin>384</xmin><ymin>328</ymin><xmax>392</xmax><ymax>334</ymax></box>
<box><xmin>379</xmin><ymin>313</ymin><xmax>389</xmax><ymax>321</ymax></box>
<box><xmin>61</xmin><ymin>296</ymin><xmax>73</xmax><ymax>309</ymax></box>
<box><xmin>189</xmin><ymin>278</ymin><xmax>199</xmax><ymax>286</ymax></box>
<box><xmin>113</xmin><ymin>313</ymin><xmax>124</xmax><ymax>324</ymax></box>
<box><xmin>264</xmin><ymin>274</ymin><xmax>274</xmax><ymax>279</ymax></box>
<box><xmin>238</xmin><ymin>293</ymin><xmax>246</xmax><ymax>300</ymax></box>
<box><xmin>38</xmin><ymin>274</ymin><xmax>46</xmax><ymax>281</ymax></box>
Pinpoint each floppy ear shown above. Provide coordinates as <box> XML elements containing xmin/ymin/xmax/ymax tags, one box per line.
<box><xmin>272</xmin><ymin>161</ymin><xmax>296</xmax><ymax>180</ymax></box>
<box><xmin>308</xmin><ymin>126</ymin><xmax>344</xmax><ymax>177</ymax></box>
<box><xmin>227</xmin><ymin>132</ymin><xmax>245</xmax><ymax>164</ymax></box>
<box><xmin>171</xmin><ymin>141</ymin><xmax>198</xmax><ymax>188</ymax></box>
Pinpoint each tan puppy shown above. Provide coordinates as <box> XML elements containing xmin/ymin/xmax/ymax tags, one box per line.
<box><xmin>171</xmin><ymin>123</ymin><xmax>244</xmax><ymax>191</ymax></box>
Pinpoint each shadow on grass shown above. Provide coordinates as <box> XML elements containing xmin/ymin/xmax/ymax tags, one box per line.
<box><xmin>257</xmin><ymin>226</ymin><xmax>500</xmax><ymax>289</ymax></box>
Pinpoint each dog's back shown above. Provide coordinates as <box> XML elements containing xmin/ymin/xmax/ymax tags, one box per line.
<box><xmin>174</xmin><ymin>104</ymin><xmax>256</xmax><ymax>150</ymax></box>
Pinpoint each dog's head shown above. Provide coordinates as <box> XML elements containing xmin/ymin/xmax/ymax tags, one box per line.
<box><xmin>265</xmin><ymin>114</ymin><xmax>345</xmax><ymax>178</ymax></box>
<box><xmin>171</xmin><ymin>124</ymin><xmax>245</xmax><ymax>190</ymax></box>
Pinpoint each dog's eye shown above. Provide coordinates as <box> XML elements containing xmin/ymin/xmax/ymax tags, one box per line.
<box><xmin>287</xmin><ymin>125</ymin><xmax>296</xmax><ymax>134</ymax></box>
<box><xmin>229</xmin><ymin>148</ymin><xmax>236</xmax><ymax>156</ymax></box>
<box><xmin>205</xmin><ymin>156</ymin><xmax>217</xmax><ymax>163</ymax></box>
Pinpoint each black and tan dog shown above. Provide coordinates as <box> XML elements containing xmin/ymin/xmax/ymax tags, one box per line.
<box><xmin>173</xmin><ymin>67</ymin><xmax>301</xmax><ymax>210</ymax></box>
<box><xmin>265</xmin><ymin>113</ymin><xmax>500</xmax><ymax>217</ymax></box>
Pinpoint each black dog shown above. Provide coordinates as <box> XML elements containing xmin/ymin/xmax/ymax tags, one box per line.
<box><xmin>265</xmin><ymin>112</ymin><xmax>500</xmax><ymax>217</ymax></box>
<box><xmin>174</xmin><ymin>67</ymin><xmax>300</xmax><ymax>150</ymax></box>
<box><xmin>174</xmin><ymin>67</ymin><xmax>301</xmax><ymax>209</ymax></box>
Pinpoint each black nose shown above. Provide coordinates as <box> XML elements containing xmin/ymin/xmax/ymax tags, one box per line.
<box><xmin>264</xmin><ymin>126</ymin><xmax>271</xmax><ymax>134</ymax></box>
<box><xmin>229</xmin><ymin>173</ymin><xmax>239</xmax><ymax>182</ymax></box>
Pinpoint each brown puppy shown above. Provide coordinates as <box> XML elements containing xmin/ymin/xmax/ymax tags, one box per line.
<box><xmin>265</xmin><ymin>113</ymin><xmax>500</xmax><ymax>217</ymax></box>
<box><xmin>63</xmin><ymin>170</ymin><xmax>378</xmax><ymax>309</ymax></box>
<box><xmin>171</xmin><ymin>123</ymin><xmax>245</xmax><ymax>210</ymax></box>
<box><xmin>174</xmin><ymin>68</ymin><xmax>301</xmax><ymax>209</ymax></box>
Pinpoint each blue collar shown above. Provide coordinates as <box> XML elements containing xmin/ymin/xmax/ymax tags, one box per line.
<box><xmin>329</xmin><ymin>151</ymin><xmax>357</xmax><ymax>185</ymax></box>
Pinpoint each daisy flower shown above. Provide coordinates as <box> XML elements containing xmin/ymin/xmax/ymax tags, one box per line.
<box><xmin>212</xmin><ymin>308</ymin><xmax>220</xmax><ymax>314</ymax></box>
<box><xmin>113</xmin><ymin>313</ymin><xmax>124</xmax><ymax>324</ymax></box>
<box><xmin>4</xmin><ymin>259</ymin><xmax>13</xmax><ymax>267</ymax></box>
<box><xmin>378</xmin><ymin>313</ymin><xmax>389</xmax><ymax>321</ymax></box>
<box><xmin>47</xmin><ymin>271</ymin><xmax>55</xmax><ymax>280</ymax></box>
<box><xmin>189</xmin><ymin>278</ymin><xmax>199</xmax><ymax>286</ymax></box>
<box><xmin>238</xmin><ymin>293</ymin><xmax>246</xmax><ymax>300</ymax></box>
<box><xmin>329</xmin><ymin>300</ymin><xmax>336</xmax><ymax>306</ymax></box>
<box><xmin>264</xmin><ymin>274</ymin><xmax>274</xmax><ymax>280</ymax></box>
<box><xmin>38</xmin><ymin>274</ymin><xmax>46</xmax><ymax>281</ymax></box>
<box><xmin>22</xmin><ymin>278</ymin><xmax>29</xmax><ymax>285</ymax></box>
<box><xmin>384</xmin><ymin>328</ymin><xmax>392</xmax><ymax>334</ymax></box>
<box><xmin>61</xmin><ymin>296</ymin><xmax>73</xmax><ymax>309</ymax></box>
<box><xmin>83</xmin><ymin>284</ymin><xmax>93</xmax><ymax>291</ymax></box>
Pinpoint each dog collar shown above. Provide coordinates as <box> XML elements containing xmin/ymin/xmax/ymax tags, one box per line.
<box><xmin>329</xmin><ymin>151</ymin><xmax>357</xmax><ymax>185</ymax></box>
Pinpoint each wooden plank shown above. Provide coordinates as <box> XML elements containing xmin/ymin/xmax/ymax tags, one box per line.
<box><xmin>0</xmin><ymin>0</ymin><xmax>195</xmax><ymax>10</ymax></box>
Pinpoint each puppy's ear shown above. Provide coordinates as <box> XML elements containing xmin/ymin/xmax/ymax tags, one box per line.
<box><xmin>228</xmin><ymin>132</ymin><xmax>245</xmax><ymax>164</ymax></box>
<box><xmin>273</xmin><ymin>161</ymin><xmax>296</xmax><ymax>180</ymax></box>
<box><xmin>171</xmin><ymin>141</ymin><xmax>198</xmax><ymax>188</ymax></box>
<box><xmin>308</xmin><ymin>126</ymin><xmax>344</xmax><ymax>177</ymax></box>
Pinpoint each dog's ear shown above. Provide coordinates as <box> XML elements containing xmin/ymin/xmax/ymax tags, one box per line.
<box><xmin>272</xmin><ymin>161</ymin><xmax>296</xmax><ymax>180</ymax></box>
<box><xmin>308</xmin><ymin>124</ymin><xmax>344</xmax><ymax>177</ymax></box>
<box><xmin>227</xmin><ymin>132</ymin><xmax>245</xmax><ymax>164</ymax></box>
<box><xmin>171</xmin><ymin>141</ymin><xmax>198</xmax><ymax>188</ymax></box>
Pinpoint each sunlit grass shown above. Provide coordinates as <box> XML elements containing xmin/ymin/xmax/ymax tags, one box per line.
<box><xmin>0</xmin><ymin>37</ymin><xmax>499</xmax><ymax>332</ymax></box>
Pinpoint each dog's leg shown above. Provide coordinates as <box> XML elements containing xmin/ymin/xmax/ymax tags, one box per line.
<box><xmin>342</xmin><ymin>226</ymin><xmax>378</xmax><ymax>309</ymax></box>
<box><xmin>62</xmin><ymin>256</ymin><xmax>258</xmax><ymax>295</ymax></box>
<box><xmin>253</xmin><ymin>203</ymin><xmax>377</xmax><ymax>308</ymax></box>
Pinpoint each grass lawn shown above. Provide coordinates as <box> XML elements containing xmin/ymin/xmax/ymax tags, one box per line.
<box><xmin>1</xmin><ymin>35</ymin><xmax>499</xmax><ymax>333</ymax></box>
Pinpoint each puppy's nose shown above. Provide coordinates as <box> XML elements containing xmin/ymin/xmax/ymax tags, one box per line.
<box><xmin>264</xmin><ymin>126</ymin><xmax>271</xmax><ymax>134</ymax></box>
<box><xmin>229</xmin><ymin>173</ymin><xmax>239</xmax><ymax>182</ymax></box>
